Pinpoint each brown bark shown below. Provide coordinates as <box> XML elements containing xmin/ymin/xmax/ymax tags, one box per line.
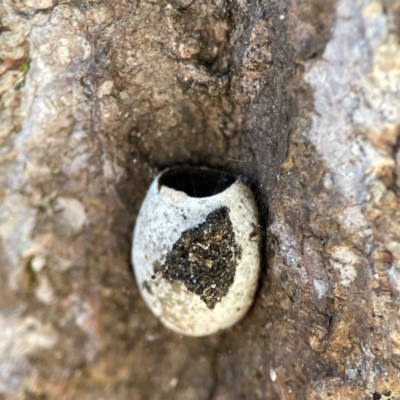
<box><xmin>1</xmin><ymin>0</ymin><xmax>400</xmax><ymax>399</ymax></box>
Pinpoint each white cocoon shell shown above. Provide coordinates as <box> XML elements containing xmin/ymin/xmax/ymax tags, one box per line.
<box><xmin>132</xmin><ymin>167</ymin><xmax>260</xmax><ymax>337</ymax></box>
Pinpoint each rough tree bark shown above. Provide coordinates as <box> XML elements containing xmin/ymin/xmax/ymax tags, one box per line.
<box><xmin>1</xmin><ymin>0</ymin><xmax>400</xmax><ymax>399</ymax></box>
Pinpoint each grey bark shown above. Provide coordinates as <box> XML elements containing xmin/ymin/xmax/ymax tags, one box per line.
<box><xmin>1</xmin><ymin>0</ymin><xmax>400</xmax><ymax>399</ymax></box>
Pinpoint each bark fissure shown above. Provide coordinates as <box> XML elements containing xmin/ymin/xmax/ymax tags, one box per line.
<box><xmin>1</xmin><ymin>0</ymin><xmax>400</xmax><ymax>398</ymax></box>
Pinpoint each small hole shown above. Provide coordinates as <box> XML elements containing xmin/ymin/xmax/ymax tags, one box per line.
<box><xmin>159</xmin><ymin>167</ymin><xmax>236</xmax><ymax>198</ymax></box>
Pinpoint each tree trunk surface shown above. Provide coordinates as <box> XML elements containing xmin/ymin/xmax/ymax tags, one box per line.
<box><xmin>1</xmin><ymin>0</ymin><xmax>400</xmax><ymax>398</ymax></box>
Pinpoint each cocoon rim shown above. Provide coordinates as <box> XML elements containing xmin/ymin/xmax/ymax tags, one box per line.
<box><xmin>132</xmin><ymin>167</ymin><xmax>260</xmax><ymax>337</ymax></box>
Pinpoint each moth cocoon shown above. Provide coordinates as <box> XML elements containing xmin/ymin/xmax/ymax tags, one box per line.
<box><xmin>132</xmin><ymin>167</ymin><xmax>260</xmax><ymax>337</ymax></box>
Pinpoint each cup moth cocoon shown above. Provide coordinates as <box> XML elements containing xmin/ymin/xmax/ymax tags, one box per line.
<box><xmin>132</xmin><ymin>167</ymin><xmax>260</xmax><ymax>337</ymax></box>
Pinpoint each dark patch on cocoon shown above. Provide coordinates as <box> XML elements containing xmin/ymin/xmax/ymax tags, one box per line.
<box><xmin>159</xmin><ymin>206</ymin><xmax>242</xmax><ymax>309</ymax></box>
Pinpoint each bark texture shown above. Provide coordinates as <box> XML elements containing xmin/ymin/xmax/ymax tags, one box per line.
<box><xmin>0</xmin><ymin>0</ymin><xmax>400</xmax><ymax>399</ymax></box>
